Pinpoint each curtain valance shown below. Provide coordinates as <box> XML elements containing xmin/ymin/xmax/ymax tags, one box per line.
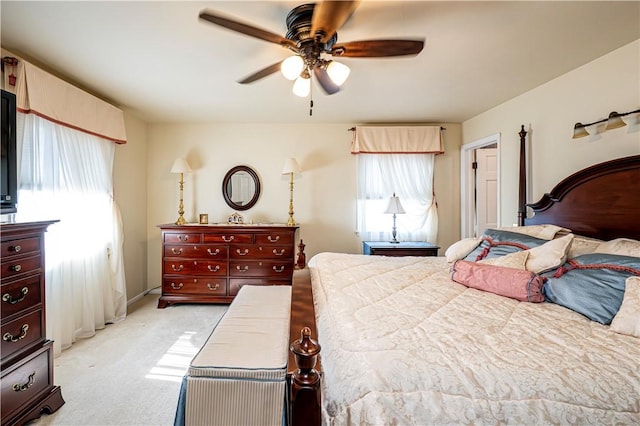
<box><xmin>2</xmin><ymin>49</ymin><xmax>127</xmax><ymax>144</ymax></box>
<box><xmin>351</xmin><ymin>125</ymin><xmax>444</xmax><ymax>154</ymax></box>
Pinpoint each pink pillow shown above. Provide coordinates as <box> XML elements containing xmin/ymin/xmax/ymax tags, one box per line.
<box><xmin>450</xmin><ymin>260</ymin><xmax>545</xmax><ymax>302</ymax></box>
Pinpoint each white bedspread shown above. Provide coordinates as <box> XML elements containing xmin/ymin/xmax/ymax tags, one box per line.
<box><xmin>309</xmin><ymin>252</ymin><xmax>640</xmax><ymax>425</ymax></box>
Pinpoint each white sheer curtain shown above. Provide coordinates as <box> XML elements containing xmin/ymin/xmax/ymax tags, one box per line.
<box><xmin>16</xmin><ymin>112</ymin><xmax>127</xmax><ymax>355</ymax></box>
<box><xmin>356</xmin><ymin>153</ymin><xmax>438</xmax><ymax>243</ymax></box>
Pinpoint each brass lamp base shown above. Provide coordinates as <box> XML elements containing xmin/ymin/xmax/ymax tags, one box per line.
<box><xmin>175</xmin><ymin>215</ymin><xmax>186</xmax><ymax>225</ymax></box>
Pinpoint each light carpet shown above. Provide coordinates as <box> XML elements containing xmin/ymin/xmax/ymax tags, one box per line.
<box><xmin>29</xmin><ymin>294</ymin><xmax>228</xmax><ymax>426</ymax></box>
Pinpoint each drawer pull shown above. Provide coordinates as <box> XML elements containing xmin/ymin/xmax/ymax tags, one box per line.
<box><xmin>236</xmin><ymin>265</ymin><xmax>249</xmax><ymax>272</ymax></box>
<box><xmin>272</xmin><ymin>248</ymin><xmax>285</xmax><ymax>256</ymax></box>
<box><xmin>207</xmin><ymin>248</ymin><xmax>220</xmax><ymax>256</ymax></box>
<box><xmin>222</xmin><ymin>235</ymin><xmax>235</xmax><ymax>242</ymax></box>
<box><xmin>171</xmin><ymin>264</ymin><xmax>184</xmax><ymax>272</ymax></box>
<box><xmin>178</xmin><ymin>235</ymin><xmax>189</xmax><ymax>242</ymax></box>
<box><xmin>236</xmin><ymin>248</ymin><xmax>249</xmax><ymax>256</ymax></box>
<box><xmin>3</xmin><ymin>324</ymin><xmax>29</xmax><ymax>343</ymax></box>
<box><xmin>267</xmin><ymin>236</ymin><xmax>280</xmax><ymax>242</ymax></box>
<box><xmin>10</xmin><ymin>245</ymin><xmax>22</xmax><ymax>253</ymax></box>
<box><xmin>170</xmin><ymin>282</ymin><xmax>183</xmax><ymax>290</ymax></box>
<box><xmin>273</xmin><ymin>265</ymin><xmax>285</xmax><ymax>273</ymax></box>
<box><xmin>13</xmin><ymin>372</ymin><xmax>36</xmax><ymax>392</ymax></box>
<box><xmin>171</xmin><ymin>248</ymin><xmax>183</xmax><ymax>255</ymax></box>
<box><xmin>207</xmin><ymin>283</ymin><xmax>220</xmax><ymax>291</ymax></box>
<box><xmin>2</xmin><ymin>287</ymin><xmax>29</xmax><ymax>305</ymax></box>
<box><xmin>207</xmin><ymin>265</ymin><xmax>221</xmax><ymax>272</ymax></box>
<box><xmin>10</xmin><ymin>264</ymin><xmax>22</xmax><ymax>272</ymax></box>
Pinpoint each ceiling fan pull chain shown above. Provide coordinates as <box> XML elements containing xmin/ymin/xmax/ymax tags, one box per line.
<box><xmin>309</xmin><ymin>75</ymin><xmax>314</xmax><ymax>116</ymax></box>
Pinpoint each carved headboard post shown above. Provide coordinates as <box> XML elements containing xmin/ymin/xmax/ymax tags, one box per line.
<box><xmin>517</xmin><ymin>125</ymin><xmax>528</xmax><ymax>226</ymax></box>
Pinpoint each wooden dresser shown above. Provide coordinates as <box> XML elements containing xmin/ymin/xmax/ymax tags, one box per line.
<box><xmin>158</xmin><ymin>224</ymin><xmax>298</xmax><ymax>308</ymax></box>
<box><xmin>1</xmin><ymin>220</ymin><xmax>64</xmax><ymax>426</ymax></box>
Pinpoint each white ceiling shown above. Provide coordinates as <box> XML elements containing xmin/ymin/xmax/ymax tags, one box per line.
<box><xmin>1</xmin><ymin>1</ymin><xmax>638</xmax><ymax>124</ymax></box>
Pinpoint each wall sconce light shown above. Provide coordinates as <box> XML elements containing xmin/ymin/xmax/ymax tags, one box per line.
<box><xmin>171</xmin><ymin>158</ymin><xmax>192</xmax><ymax>225</ymax></box>
<box><xmin>384</xmin><ymin>193</ymin><xmax>406</xmax><ymax>243</ymax></box>
<box><xmin>572</xmin><ymin>108</ymin><xmax>640</xmax><ymax>139</ymax></box>
<box><xmin>282</xmin><ymin>158</ymin><xmax>301</xmax><ymax>226</ymax></box>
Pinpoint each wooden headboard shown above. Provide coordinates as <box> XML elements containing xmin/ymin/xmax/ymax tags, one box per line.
<box><xmin>517</xmin><ymin>126</ymin><xmax>640</xmax><ymax>241</ymax></box>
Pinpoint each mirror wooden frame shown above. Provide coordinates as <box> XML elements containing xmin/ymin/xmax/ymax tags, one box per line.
<box><xmin>222</xmin><ymin>165</ymin><xmax>261</xmax><ymax>211</ymax></box>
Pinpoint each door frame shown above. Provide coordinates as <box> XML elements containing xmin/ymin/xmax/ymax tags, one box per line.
<box><xmin>460</xmin><ymin>133</ymin><xmax>501</xmax><ymax>238</ymax></box>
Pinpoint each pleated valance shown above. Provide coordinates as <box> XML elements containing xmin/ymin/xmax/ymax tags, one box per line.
<box><xmin>351</xmin><ymin>126</ymin><xmax>444</xmax><ymax>154</ymax></box>
<box><xmin>1</xmin><ymin>49</ymin><xmax>127</xmax><ymax>144</ymax></box>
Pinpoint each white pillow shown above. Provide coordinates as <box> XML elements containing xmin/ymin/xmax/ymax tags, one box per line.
<box><xmin>524</xmin><ymin>233</ymin><xmax>574</xmax><ymax>274</ymax></box>
<box><xmin>445</xmin><ymin>238</ymin><xmax>481</xmax><ymax>263</ymax></box>
<box><xmin>610</xmin><ymin>276</ymin><xmax>640</xmax><ymax>338</ymax></box>
<box><xmin>595</xmin><ymin>238</ymin><xmax>640</xmax><ymax>258</ymax></box>
<box><xmin>479</xmin><ymin>250</ymin><xmax>529</xmax><ymax>270</ymax></box>
<box><xmin>497</xmin><ymin>224</ymin><xmax>571</xmax><ymax>240</ymax></box>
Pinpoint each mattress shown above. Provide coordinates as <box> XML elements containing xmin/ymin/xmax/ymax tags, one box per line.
<box><xmin>309</xmin><ymin>252</ymin><xmax>640</xmax><ymax>425</ymax></box>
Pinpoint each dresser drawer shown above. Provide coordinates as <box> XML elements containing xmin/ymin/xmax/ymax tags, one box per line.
<box><xmin>229</xmin><ymin>245</ymin><xmax>293</xmax><ymax>259</ymax></box>
<box><xmin>1</xmin><ymin>275</ymin><xmax>43</xmax><ymax>319</ymax></box>
<box><xmin>255</xmin><ymin>233</ymin><xmax>294</xmax><ymax>245</ymax></box>
<box><xmin>1</xmin><ymin>341</ymin><xmax>54</xmax><ymax>421</ymax></box>
<box><xmin>228</xmin><ymin>279</ymin><xmax>290</xmax><ymax>296</ymax></box>
<box><xmin>229</xmin><ymin>261</ymin><xmax>293</xmax><ymax>277</ymax></box>
<box><xmin>1</xmin><ymin>255</ymin><xmax>41</xmax><ymax>282</ymax></box>
<box><xmin>162</xmin><ymin>277</ymin><xmax>227</xmax><ymax>296</ymax></box>
<box><xmin>1</xmin><ymin>309</ymin><xmax>45</xmax><ymax>364</ymax></box>
<box><xmin>163</xmin><ymin>260</ymin><xmax>227</xmax><ymax>276</ymax></box>
<box><xmin>202</xmin><ymin>233</ymin><xmax>253</xmax><ymax>244</ymax></box>
<box><xmin>1</xmin><ymin>237</ymin><xmax>41</xmax><ymax>260</ymax></box>
<box><xmin>164</xmin><ymin>245</ymin><xmax>228</xmax><ymax>259</ymax></box>
<box><xmin>164</xmin><ymin>233</ymin><xmax>202</xmax><ymax>244</ymax></box>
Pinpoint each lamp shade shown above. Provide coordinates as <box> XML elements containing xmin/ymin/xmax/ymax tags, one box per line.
<box><xmin>282</xmin><ymin>158</ymin><xmax>301</xmax><ymax>175</ymax></box>
<box><xmin>605</xmin><ymin>112</ymin><xmax>626</xmax><ymax>130</ymax></box>
<box><xmin>327</xmin><ymin>61</ymin><xmax>351</xmax><ymax>86</ymax></box>
<box><xmin>281</xmin><ymin>55</ymin><xmax>305</xmax><ymax>80</ymax></box>
<box><xmin>292</xmin><ymin>75</ymin><xmax>311</xmax><ymax>97</ymax></box>
<box><xmin>384</xmin><ymin>193</ymin><xmax>406</xmax><ymax>214</ymax></box>
<box><xmin>572</xmin><ymin>123</ymin><xmax>589</xmax><ymax>139</ymax></box>
<box><xmin>171</xmin><ymin>158</ymin><xmax>192</xmax><ymax>174</ymax></box>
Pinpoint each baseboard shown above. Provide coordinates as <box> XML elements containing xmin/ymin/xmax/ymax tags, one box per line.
<box><xmin>127</xmin><ymin>287</ymin><xmax>161</xmax><ymax>306</ymax></box>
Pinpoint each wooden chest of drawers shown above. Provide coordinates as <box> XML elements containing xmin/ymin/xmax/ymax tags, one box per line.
<box><xmin>158</xmin><ymin>224</ymin><xmax>298</xmax><ymax>307</ymax></box>
<box><xmin>1</xmin><ymin>221</ymin><xmax>64</xmax><ymax>426</ymax></box>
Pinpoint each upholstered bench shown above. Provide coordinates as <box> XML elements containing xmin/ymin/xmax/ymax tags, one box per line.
<box><xmin>174</xmin><ymin>285</ymin><xmax>292</xmax><ymax>426</ymax></box>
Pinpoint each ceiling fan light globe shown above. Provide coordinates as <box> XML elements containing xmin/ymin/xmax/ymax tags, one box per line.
<box><xmin>293</xmin><ymin>76</ymin><xmax>311</xmax><ymax>97</ymax></box>
<box><xmin>326</xmin><ymin>61</ymin><xmax>350</xmax><ymax>86</ymax></box>
<box><xmin>281</xmin><ymin>56</ymin><xmax>305</xmax><ymax>80</ymax></box>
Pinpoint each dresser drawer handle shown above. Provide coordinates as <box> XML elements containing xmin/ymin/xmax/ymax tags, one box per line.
<box><xmin>3</xmin><ymin>324</ymin><xmax>29</xmax><ymax>343</ymax></box>
<box><xmin>177</xmin><ymin>235</ymin><xmax>189</xmax><ymax>242</ymax></box>
<box><xmin>170</xmin><ymin>282</ymin><xmax>183</xmax><ymax>290</ymax></box>
<box><xmin>171</xmin><ymin>264</ymin><xmax>184</xmax><ymax>272</ymax></box>
<box><xmin>10</xmin><ymin>264</ymin><xmax>22</xmax><ymax>272</ymax></box>
<box><xmin>272</xmin><ymin>249</ymin><xmax>285</xmax><ymax>256</ymax></box>
<box><xmin>207</xmin><ymin>248</ymin><xmax>220</xmax><ymax>256</ymax></box>
<box><xmin>2</xmin><ymin>287</ymin><xmax>28</xmax><ymax>305</ymax></box>
<box><xmin>171</xmin><ymin>248</ymin><xmax>183</xmax><ymax>255</ymax></box>
<box><xmin>207</xmin><ymin>265</ymin><xmax>221</xmax><ymax>272</ymax></box>
<box><xmin>236</xmin><ymin>248</ymin><xmax>249</xmax><ymax>256</ymax></box>
<box><xmin>10</xmin><ymin>245</ymin><xmax>22</xmax><ymax>253</ymax></box>
<box><xmin>267</xmin><ymin>236</ymin><xmax>280</xmax><ymax>242</ymax></box>
<box><xmin>236</xmin><ymin>265</ymin><xmax>249</xmax><ymax>272</ymax></box>
<box><xmin>207</xmin><ymin>283</ymin><xmax>220</xmax><ymax>291</ymax></box>
<box><xmin>13</xmin><ymin>371</ymin><xmax>36</xmax><ymax>392</ymax></box>
<box><xmin>222</xmin><ymin>235</ymin><xmax>234</xmax><ymax>242</ymax></box>
<box><xmin>273</xmin><ymin>265</ymin><xmax>285</xmax><ymax>273</ymax></box>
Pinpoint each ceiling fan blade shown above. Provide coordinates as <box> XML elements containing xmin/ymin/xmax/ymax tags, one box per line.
<box><xmin>237</xmin><ymin>62</ymin><xmax>283</xmax><ymax>84</ymax></box>
<box><xmin>311</xmin><ymin>1</ymin><xmax>360</xmax><ymax>44</ymax></box>
<box><xmin>313</xmin><ymin>67</ymin><xmax>340</xmax><ymax>95</ymax></box>
<box><xmin>199</xmin><ymin>10</ymin><xmax>297</xmax><ymax>49</ymax></box>
<box><xmin>332</xmin><ymin>39</ymin><xmax>425</xmax><ymax>58</ymax></box>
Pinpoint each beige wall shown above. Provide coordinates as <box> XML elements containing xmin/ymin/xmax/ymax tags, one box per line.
<box><xmin>463</xmin><ymin>39</ymin><xmax>640</xmax><ymax>227</ymax></box>
<box><xmin>144</xmin><ymin>122</ymin><xmax>461</xmax><ymax>290</ymax></box>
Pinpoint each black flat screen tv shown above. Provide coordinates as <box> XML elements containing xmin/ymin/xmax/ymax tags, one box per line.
<box><xmin>1</xmin><ymin>89</ymin><xmax>18</xmax><ymax>214</ymax></box>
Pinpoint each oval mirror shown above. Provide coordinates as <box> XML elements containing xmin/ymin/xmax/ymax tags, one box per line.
<box><xmin>222</xmin><ymin>165</ymin><xmax>261</xmax><ymax>211</ymax></box>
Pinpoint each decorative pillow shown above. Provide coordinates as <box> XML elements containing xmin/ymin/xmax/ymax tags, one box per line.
<box><xmin>595</xmin><ymin>238</ymin><xmax>640</xmax><ymax>258</ymax></box>
<box><xmin>463</xmin><ymin>229</ymin><xmax>548</xmax><ymax>262</ymax></box>
<box><xmin>497</xmin><ymin>224</ymin><xmax>571</xmax><ymax>240</ymax></box>
<box><xmin>610</xmin><ymin>276</ymin><xmax>640</xmax><ymax>337</ymax></box>
<box><xmin>524</xmin><ymin>234</ymin><xmax>574</xmax><ymax>274</ymax></box>
<box><xmin>542</xmin><ymin>253</ymin><xmax>640</xmax><ymax>324</ymax></box>
<box><xmin>451</xmin><ymin>259</ymin><xmax>545</xmax><ymax>302</ymax></box>
<box><xmin>445</xmin><ymin>238</ymin><xmax>482</xmax><ymax>263</ymax></box>
<box><xmin>568</xmin><ymin>235</ymin><xmax>603</xmax><ymax>259</ymax></box>
<box><xmin>479</xmin><ymin>250</ymin><xmax>529</xmax><ymax>269</ymax></box>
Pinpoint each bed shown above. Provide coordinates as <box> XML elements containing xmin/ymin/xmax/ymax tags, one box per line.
<box><xmin>286</xmin><ymin>126</ymin><xmax>640</xmax><ymax>425</ymax></box>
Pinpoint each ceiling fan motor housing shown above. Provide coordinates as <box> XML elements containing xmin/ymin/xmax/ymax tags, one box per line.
<box><xmin>286</xmin><ymin>4</ymin><xmax>337</xmax><ymax>52</ymax></box>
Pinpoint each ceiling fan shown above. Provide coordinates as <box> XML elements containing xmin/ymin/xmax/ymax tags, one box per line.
<box><xmin>199</xmin><ymin>1</ymin><xmax>424</xmax><ymax>102</ymax></box>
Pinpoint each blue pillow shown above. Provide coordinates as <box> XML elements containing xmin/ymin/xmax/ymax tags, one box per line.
<box><xmin>463</xmin><ymin>229</ymin><xmax>548</xmax><ymax>262</ymax></box>
<box><xmin>542</xmin><ymin>253</ymin><xmax>640</xmax><ymax>324</ymax></box>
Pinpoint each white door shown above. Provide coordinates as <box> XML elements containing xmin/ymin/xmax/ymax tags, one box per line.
<box><xmin>475</xmin><ymin>147</ymin><xmax>498</xmax><ymax>236</ymax></box>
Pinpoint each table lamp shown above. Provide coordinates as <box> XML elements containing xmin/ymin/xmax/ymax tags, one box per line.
<box><xmin>384</xmin><ymin>193</ymin><xmax>405</xmax><ymax>243</ymax></box>
<box><xmin>171</xmin><ymin>158</ymin><xmax>192</xmax><ymax>225</ymax></box>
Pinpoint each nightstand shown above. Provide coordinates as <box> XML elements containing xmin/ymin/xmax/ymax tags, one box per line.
<box><xmin>363</xmin><ymin>241</ymin><xmax>439</xmax><ymax>257</ymax></box>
